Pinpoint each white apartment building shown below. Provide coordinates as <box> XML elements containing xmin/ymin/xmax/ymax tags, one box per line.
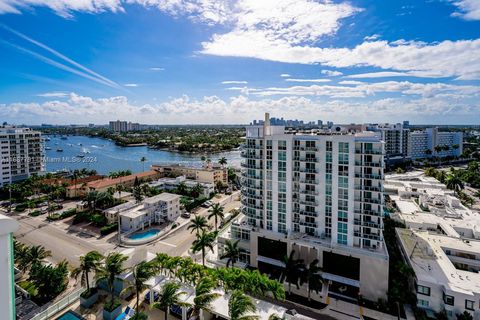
<box><xmin>387</xmin><ymin>171</ymin><xmax>480</xmax><ymax>319</ymax></box>
<box><xmin>109</xmin><ymin>120</ymin><xmax>140</xmax><ymax>132</ymax></box>
<box><xmin>105</xmin><ymin>192</ymin><xmax>181</xmax><ymax>233</ymax></box>
<box><xmin>367</xmin><ymin>123</ymin><xmax>410</xmax><ymax>159</ymax></box>
<box><xmin>409</xmin><ymin>128</ymin><xmax>463</xmax><ymax>159</ymax></box>
<box><xmin>148</xmin><ymin>176</ymin><xmax>214</xmax><ymax>198</ymax></box>
<box><xmin>0</xmin><ymin>214</ymin><xmax>19</xmax><ymax>320</ymax></box>
<box><xmin>0</xmin><ymin>127</ymin><xmax>44</xmax><ymax>187</ymax></box>
<box><xmin>218</xmin><ymin>114</ymin><xmax>389</xmax><ymax>302</ymax></box>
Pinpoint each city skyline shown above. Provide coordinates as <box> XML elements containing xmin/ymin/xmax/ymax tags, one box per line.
<box><xmin>1</xmin><ymin>0</ymin><xmax>480</xmax><ymax>124</ymax></box>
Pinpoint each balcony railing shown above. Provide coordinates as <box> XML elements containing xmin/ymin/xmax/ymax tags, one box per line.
<box><xmin>355</xmin><ymin>149</ymin><xmax>383</xmax><ymax>155</ymax></box>
<box><xmin>355</xmin><ymin>161</ymin><xmax>383</xmax><ymax>167</ymax></box>
<box><xmin>355</xmin><ymin>173</ymin><xmax>383</xmax><ymax>180</ymax></box>
<box><xmin>299</xmin><ymin>221</ymin><xmax>317</xmax><ymax>228</ymax></box>
<box><xmin>354</xmin><ymin>197</ymin><xmax>381</xmax><ymax>204</ymax></box>
<box><xmin>240</xmin><ymin>163</ymin><xmax>263</xmax><ymax>169</ymax></box>
<box><xmin>354</xmin><ymin>185</ymin><xmax>383</xmax><ymax>192</ymax></box>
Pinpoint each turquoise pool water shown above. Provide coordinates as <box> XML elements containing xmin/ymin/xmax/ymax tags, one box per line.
<box><xmin>127</xmin><ymin>229</ymin><xmax>160</xmax><ymax>240</ymax></box>
<box><xmin>56</xmin><ymin>311</ymin><xmax>84</xmax><ymax>320</ymax></box>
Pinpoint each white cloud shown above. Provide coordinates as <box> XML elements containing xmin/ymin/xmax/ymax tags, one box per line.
<box><xmin>338</xmin><ymin>80</ymin><xmax>364</xmax><ymax>85</ymax></box>
<box><xmin>221</xmin><ymin>80</ymin><xmax>248</xmax><ymax>84</ymax></box>
<box><xmin>37</xmin><ymin>91</ymin><xmax>69</xmax><ymax>98</ymax></box>
<box><xmin>124</xmin><ymin>83</ymin><xmax>139</xmax><ymax>87</ymax></box>
<box><xmin>202</xmin><ymin>37</ymin><xmax>480</xmax><ymax>80</ymax></box>
<box><xmin>364</xmin><ymin>34</ymin><xmax>380</xmax><ymax>41</ymax></box>
<box><xmin>250</xmin><ymin>81</ymin><xmax>480</xmax><ymax>98</ymax></box>
<box><xmin>2</xmin><ymin>92</ymin><xmax>479</xmax><ymax>124</ymax></box>
<box><xmin>346</xmin><ymin>71</ymin><xmax>411</xmax><ymax>78</ymax></box>
<box><xmin>280</xmin><ymin>74</ymin><xmax>291</xmax><ymax>78</ymax></box>
<box><xmin>149</xmin><ymin>67</ymin><xmax>164</xmax><ymax>71</ymax></box>
<box><xmin>321</xmin><ymin>70</ymin><xmax>343</xmax><ymax>77</ymax></box>
<box><xmin>285</xmin><ymin>78</ymin><xmax>331</xmax><ymax>83</ymax></box>
<box><xmin>449</xmin><ymin>0</ymin><xmax>480</xmax><ymax>20</ymax></box>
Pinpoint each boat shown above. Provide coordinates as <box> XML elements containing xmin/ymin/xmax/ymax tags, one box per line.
<box><xmin>76</xmin><ymin>153</ymin><xmax>85</xmax><ymax>158</ymax></box>
<box><xmin>45</xmin><ymin>137</ymin><xmax>51</xmax><ymax>141</ymax></box>
<box><xmin>56</xmin><ymin>148</ymin><xmax>63</xmax><ymax>152</ymax></box>
<box><xmin>45</xmin><ymin>147</ymin><xmax>52</xmax><ymax>150</ymax></box>
<box><xmin>78</xmin><ymin>143</ymin><xmax>83</xmax><ymax>146</ymax></box>
<box><xmin>60</xmin><ymin>136</ymin><xmax>68</xmax><ymax>140</ymax></box>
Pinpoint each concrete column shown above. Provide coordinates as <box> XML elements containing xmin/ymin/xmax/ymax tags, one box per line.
<box><xmin>182</xmin><ymin>306</ymin><xmax>187</xmax><ymax>320</ymax></box>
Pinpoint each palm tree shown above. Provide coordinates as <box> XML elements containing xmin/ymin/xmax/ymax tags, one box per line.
<box><xmin>191</xmin><ymin>183</ymin><xmax>204</xmax><ymax>198</ymax></box>
<box><xmin>193</xmin><ymin>277</ymin><xmax>220</xmax><ymax>320</ymax></box>
<box><xmin>280</xmin><ymin>250</ymin><xmax>304</xmax><ymax>295</ymax></box>
<box><xmin>123</xmin><ymin>261</ymin><xmax>157</xmax><ymax>316</ymax></box>
<box><xmin>191</xmin><ymin>231</ymin><xmax>218</xmax><ymax>266</ymax></box>
<box><xmin>268</xmin><ymin>314</ymin><xmax>283</xmax><ymax>320</ymax></box>
<box><xmin>29</xmin><ymin>245</ymin><xmax>52</xmax><ymax>268</ymax></box>
<box><xmin>301</xmin><ymin>259</ymin><xmax>324</xmax><ymax>301</ymax></box>
<box><xmin>71</xmin><ymin>251</ymin><xmax>104</xmax><ymax>294</ymax></box>
<box><xmin>219</xmin><ymin>157</ymin><xmax>227</xmax><ymax>167</ymax></box>
<box><xmin>85</xmin><ymin>191</ymin><xmax>99</xmax><ymax>211</ymax></box>
<box><xmin>434</xmin><ymin>145</ymin><xmax>443</xmax><ymax>155</ymax></box>
<box><xmin>177</xmin><ymin>182</ymin><xmax>188</xmax><ymax>195</ymax></box>
<box><xmin>96</xmin><ymin>252</ymin><xmax>128</xmax><ymax>306</ymax></box>
<box><xmin>424</xmin><ymin>167</ymin><xmax>437</xmax><ymax>177</ymax></box>
<box><xmin>228</xmin><ymin>290</ymin><xmax>258</xmax><ymax>320</ymax></box>
<box><xmin>220</xmin><ymin>239</ymin><xmax>240</xmax><ymax>267</ymax></box>
<box><xmin>445</xmin><ymin>174</ymin><xmax>464</xmax><ymax>195</ymax></box>
<box><xmin>208</xmin><ymin>203</ymin><xmax>224</xmax><ymax>231</ymax></box>
<box><xmin>140</xmin><ymin>156</ymin><xmax>147</xmax><ymax>172</ymax></box>
<box><xmin>153</xmin><ymin>282</ymin><xmax>190</xmax><ymax>320</ymax></box>
<box><xmin>188</xmin><ymin>216</ymin><xmax>209</xmax><ymax>236</ymax></box>
<box><xmin>115</xmin><ymin>184</ymin><xmax>124</xmax><ymax>200</ymax></box>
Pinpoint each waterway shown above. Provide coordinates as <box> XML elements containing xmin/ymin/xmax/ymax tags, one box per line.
<box><xmin>44</xmin><ymin>135</ymin><xmax>241</xmax><ymax>175</ymax></box>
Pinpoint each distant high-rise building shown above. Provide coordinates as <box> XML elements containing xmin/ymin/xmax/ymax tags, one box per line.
<box><xmin>0</xmin><ymin>127</ymin><xmax>44</xmax><ymax>187</ymax></box>
<box><xmin>109</xmin><ymin>120</ymin><xmax>141</xmax><ymax>132</ymax></box>
<box><xmin>409</xmin><ymin>128</ymin><xmax>463</xmax><ymax>159</ymax></box>
<box><xmin>317</xmin><ymin>120</ymin><xmax>323</xmax><ymax>127</ymax></box>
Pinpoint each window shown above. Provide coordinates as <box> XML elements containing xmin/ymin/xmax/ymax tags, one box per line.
<box><xmin>337</xmin><ymin>233</ymin><xmax>347</xmax><ymax>245</ymax></box>
<box><xmin>278</xmin><ymin>140</ymin><xmax>287</xmax><ymax>150</ymax></box>
<box><xmin>417</xmin><ymin>285</ymin><xmax>430</xmax><ymax>296</ymax></box>
<box><xmin>418</xmin><ymin>299</ymin><xmax>429</xmax><ymax>307</ymax></box>
<box><xmin>326</xmin><ymin>141</ymin><xmax>332</xmax><ymax>151</ymax></box>
<box><xmin>338</xmin><ymin>142</ymin><xmax>349</xmax><ymax>153</ymax></box>
<box><xmin>443</xmin><ymin>293</ymin><xmax>454</xmax><ymax>306</ymax></box>
<box><xmin>338</xmin><ymin>222</ymin><xmax>348</xmax><ymax>234</ymax></box>
<box><xmin>465</xmin><ymin>300</ymin><xmax>474</xmax><ymax>311</ymax></box>
<box><xmin>278</xmin><ymin>151</ymin><xmax>287</xmax><ymax>161</ymax></box>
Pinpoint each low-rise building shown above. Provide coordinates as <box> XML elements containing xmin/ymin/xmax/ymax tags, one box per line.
<box><xmin>66</xmin><ymin>170</ymin><xmax>160</xmax><ymax>198</ymax></box>
<box><xmin>105</xmin><ymin>192</ymin><xmax>181</xmax><ymax>233</ymax></box>
<box><xmin>151</xmin><ymin>164</ymin><xmax>228</xmax><ymax>186</ymax></box>
<box><xmin>148</xmin><ymin>176</ymin><xmax>214</xmax><ymax>197</ymax></box>
<box><xmin>387</xmin><ymin>171</ymin><xmax>480</xmax><ymax>319</ymax></box>
<box><xmin>0</xmin><ymin>214</ymin><xmax>19</xmax><ymax>320</ymax></box>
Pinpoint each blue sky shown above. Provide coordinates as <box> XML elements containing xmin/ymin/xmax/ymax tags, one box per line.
<box><xmin>0</xmin><ymin>0</ymin><xmax>479</xmax><ymax>125</ymax></box>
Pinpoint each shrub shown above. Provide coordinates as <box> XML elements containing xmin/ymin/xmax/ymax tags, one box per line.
<box><xmin>73</xmin><ymin>211</ymin><xmax>89</xmax><ymax>224</ymax></box>
<box><xmin>18</xmin><ymin>280</ymin><xmax>38</xmax><ymax>297</ymax></box>
<box><xmin>90</xmin><ymin>213</ymin><xmax>107</xmax><ymax>227</ymax></box>
<box><xmin>29</xmin><ymin>210</ymin><xmax>43</xmax><ymax>217</ymax></box>
<box><xmin>61</xmin><ymin>208</ymin><xmax>77</xmax><ymax>218</ymax></box>
<box><xmin>15</xmin><ymin>204</ymin><xmax>27</xmax><ymax>212</ymax></box>
<box><xmin>100</xmin><ymin>223</ymin><xmax>118</xmax><ymax>235</ymax></box>
<box><xmin>104</xmin><ymin>299</ymin><xmax>121</xmax><ymax>312</ymax></box>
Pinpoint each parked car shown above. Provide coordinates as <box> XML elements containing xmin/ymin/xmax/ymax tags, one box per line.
<box><xmin>181</xmin><ymin>212</ymin><xmax>191</xmax><ymax>219</ymax></box>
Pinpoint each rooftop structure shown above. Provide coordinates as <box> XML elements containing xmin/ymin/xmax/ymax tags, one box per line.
<box><xmin>148</xmin><ymin>175</ymin><xmax>214</xmax><ymax>197</ymax></box>
<box><xmin>387</xmin><ymin>171</ymin><xmax>480</xmax><ymax>318</ymax></box>
<box><xmin>151</xmin><ymin>163</ymin><xmax>228</xmax><ymax>186</ymax></box>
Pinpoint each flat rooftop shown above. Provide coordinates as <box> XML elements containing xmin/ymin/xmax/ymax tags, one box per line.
<box><xmin>397</xmin><ymin>228</ymin><xmax>480</xmax><ymax>295</ymax></box>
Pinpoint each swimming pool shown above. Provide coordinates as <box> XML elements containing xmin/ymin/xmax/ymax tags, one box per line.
<box><xmin>56</xmin><ymin>310</ymin><xmax>85</xmax><ymax>320</ymax></box>
<box><xmin>127</xmin><ymin>229</ymin><xmax>161</xmax><ymax>240</ymax></box>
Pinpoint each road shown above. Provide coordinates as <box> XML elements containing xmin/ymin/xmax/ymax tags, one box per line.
<box><xmin>13</xmin><ymin>214</ymin><xmax>115</xmax><ymax>267</ymax></box>
<box><xmin>9</xmin><ymin>192</ymin><xmax>241</xmax><ymax>267</ymax></box>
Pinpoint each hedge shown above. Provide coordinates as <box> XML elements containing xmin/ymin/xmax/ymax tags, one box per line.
<box><xmin>100</xmin><ymin>223</ymin><xmax>118</xmax><ymax>235</ymax></box>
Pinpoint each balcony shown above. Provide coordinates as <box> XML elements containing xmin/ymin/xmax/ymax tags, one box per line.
<box><xmin>299</xmin><ymin>221</ymin><xmax>317</xmax><ymax>228</ymax></box>
<box><xmin>354</xmin><ymin>185</ymin><xmax>382</xmax><ymax>192</ymax></box>
<box><xmin>300</xmin><ymin>179</ymin><xmax>319</xmax><ymax>184</ymax></box>
<box><xmin>243</xmin><ymin>144</ymin><xmax>263</xmax><ymax>150</ymax></box>
<box><xmin>293</xmin><ymin>167</ymin><xmax>318</xmax><ymax>173</ymax></box>
<box><xmin>241</xmin><ymin>152</ymin><xmax>263</xmax><ymax>159</ymax></box>
<box><xmin>240</xmin><ymin>199</ymin><xmax>264</xmax><ymax>210</ymax></box>
<box><xmin>355</xmin><ymin>173</ymin><xmax>383</xmax><ymax>180</ymax></box>
<box><xmin>293</xmin><ymin>146</ymin><xmax>318</xmax><ymax>151</ymax></box>
<box><xmin>293</xmin><ymin>157</ymin><xmax>318</xmax><ymax>162</ymax></box>
<box><xmin>299</xmin><ymin>199</ymin><xmax>318</xmax><ymax>206</ymax></box>
<box><xmin>299</xmin><ymin>210</ymin><xmax>318</xmax><ymax>217</ymax></box>
<box><xmin>240</xmin><ymin>163</ymin><xmax>263</xmax><ymax>170</ymax></box>
<box><xmin>300</xmin><ymin>189</ymin><xmax>319</xmax><ymax>195</ymax></box>
<box><xmin>355</xmin><ymin>149</ymin><xmax>383</xmax><ymax>155</ymax></box>
<box><xmin>241</xmin><ymin>172</ymin><xmax>263</xmax><ymax>180</ymax></box>
<box><xmin>354</xmin><ymin>232</ymin><xmax>382</xmax><ymax>241</ymax></box>
<box><xmin>241</xmin><ymin>192</ymin><xmax>263</xmax><ymax>200</ymax></box>
<box><xmin>354</xmin><ymin>209</ymin><xmax>382</xmax><ymax>216</ymax></box>
<box><xmin>355</xmin><ymin>161</ymin><xmax>383</xmax><ymax>167</ymax></box>
<box><xmin>354</xmin><ymin>219</ymin><xmax>381</xmax><ymax>228</ymax></box>
<box><xmin>354</xmin><ymin>197</ymin><xmax>381</xmax><ymax>204</ymax></box>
